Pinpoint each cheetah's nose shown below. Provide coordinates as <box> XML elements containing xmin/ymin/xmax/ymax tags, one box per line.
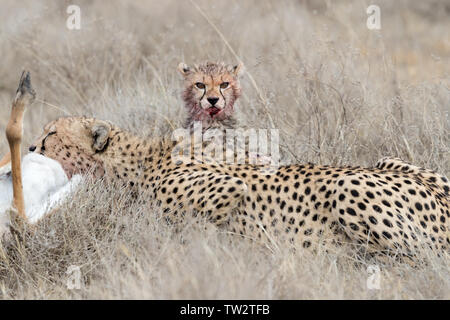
<box><xmin>207</xmin><ymin>97</ymin><xmax>219</xmax><ymax>106</ymax></box>
<box><xmin>29</xmin><ymin>145</ymin><xmax>36</xmax><ymax>152</ymax></box>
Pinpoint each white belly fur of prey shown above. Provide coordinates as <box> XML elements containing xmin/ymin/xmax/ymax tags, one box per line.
<box><xmin>0</xmin><ymin>153</ymin><xmax>81</xmax><ymax>228</ymax></box>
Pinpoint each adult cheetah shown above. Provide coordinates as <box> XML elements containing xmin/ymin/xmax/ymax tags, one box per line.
<box><xmin>28</xmin><ymin>117</ymin><xmax>449</xmax><ymax>256</ymax></box>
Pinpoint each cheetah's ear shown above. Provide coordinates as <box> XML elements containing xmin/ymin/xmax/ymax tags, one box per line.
<box><xmin>91</xmin><ymin>120</ymin><xmax>111</xmax><ymax>152</ymax></box>
<box><xmin>178</xmin><ymin>62</ymin><xmax>191</xmax><ymax>77</ymax></box>
<box><xmin>232</xmin><ymin>62</ymin><xmax>244</xmax><ymax>77</ymax></box>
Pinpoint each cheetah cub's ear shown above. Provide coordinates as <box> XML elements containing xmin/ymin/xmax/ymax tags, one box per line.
<box><xmin>178</xmin><ymin>62</ymin><xmax>191</xmax><ymax>77</ymax></box>
<box><xmin>231</xmin><ymin>62</ymin><xmax>244</xmax><ymax>77</ymax></box>
<box><xmin>91</xmin><ymin>120</ymin><xmax>111</xmax><ymax>152</ymax></box>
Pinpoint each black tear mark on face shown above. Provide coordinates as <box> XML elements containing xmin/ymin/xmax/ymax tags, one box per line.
<box><xmin>218</xmin><ymin>75</ymin><xmax>227</xmax><ymax>108</ymax></box>
<box><xmin>198</xmin><ymin>76</ymin><xmax>206</xmax><ymax>104</ymax></box>
<box><xmin>40</xmin><ymin>131</ymin><xmax>56</xmax><ymax>154</ymax></box>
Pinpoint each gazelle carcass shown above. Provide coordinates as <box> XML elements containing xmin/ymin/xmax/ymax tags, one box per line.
<box><xmin>0</xmin><ymin>72</ymin><xmax>81</xmax><ymax>237</ymax></box>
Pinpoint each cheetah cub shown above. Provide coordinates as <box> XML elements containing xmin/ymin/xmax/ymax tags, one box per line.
<box><xmin>178</xmin><ymin>61</ymin><xmax>244</xmax><ymax>131</ymax></box>
<box><xmin>177</xmin><ymin>61</ymin><xmax>270</xmax><ymax>166</ymax></box>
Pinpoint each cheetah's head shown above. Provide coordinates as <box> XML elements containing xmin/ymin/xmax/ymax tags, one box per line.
<box><xmin>178</xmin><ymin>61</ymin><xmax>243</xmax><ymax>124</ymax></box>
<box><xmin>28</xmin><ymin>117</ymin><xmax>111</xmax><ymax>179</ymax></box>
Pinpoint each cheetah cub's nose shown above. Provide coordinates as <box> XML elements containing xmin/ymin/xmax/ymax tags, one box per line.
<box><xmin>207</xmin><ymin>97</ymin><xmax>219</xmax><ymax>106</ymax></box>
<box><xmin>29</xmin><ymin>145</ymin><xmax>36</xmax><ymax>152</ymax></box>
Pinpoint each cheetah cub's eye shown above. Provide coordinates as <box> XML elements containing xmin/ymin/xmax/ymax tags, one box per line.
<box><xmin>195</xmin><ymin>82</ymin><xmax>205</xmax><ymax>89</ymax></box>
<box><xmin>220</xmin><ymin>82</ymin><xmax>229</xmax><ymax>89</ymax></box>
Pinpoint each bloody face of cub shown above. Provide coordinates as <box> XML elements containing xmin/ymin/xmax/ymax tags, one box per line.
<box><xmin>28</xmin><ymin>117</ymin><xmax>111</xmax><ymax>179</ymax></box>
<box><xmin>178</xmin><ymin>62</ymin><xmax>243</xmax><ymax>124</ymax></box>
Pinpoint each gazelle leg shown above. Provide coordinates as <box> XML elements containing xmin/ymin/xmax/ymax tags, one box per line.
<box><xmin>5</xmin><ymin>71</ymin><xmax>36</xmax><ymax>221</ymax></box>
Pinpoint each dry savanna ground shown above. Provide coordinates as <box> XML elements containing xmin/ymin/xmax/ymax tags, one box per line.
<box><xmin>0</xmin><ymin>0</ymin><xmax>449</xmax><ymax>299</ymax></box>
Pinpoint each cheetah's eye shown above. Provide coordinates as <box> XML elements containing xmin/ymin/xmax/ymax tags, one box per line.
<box><xmin>195</xmin><ymin>82</ymin><xmax>205</xmax><ymax>89</ymax></box>
<box><xmin>220</xmin><ymin>82</ymin><xmax>229</xmax><ymax>89</ymax></box>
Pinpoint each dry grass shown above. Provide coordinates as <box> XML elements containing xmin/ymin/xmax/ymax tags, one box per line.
<box><xmin>0</xmin><ymin>0</ymin><xmax>449</xmax><ymax>299</ymax></box>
